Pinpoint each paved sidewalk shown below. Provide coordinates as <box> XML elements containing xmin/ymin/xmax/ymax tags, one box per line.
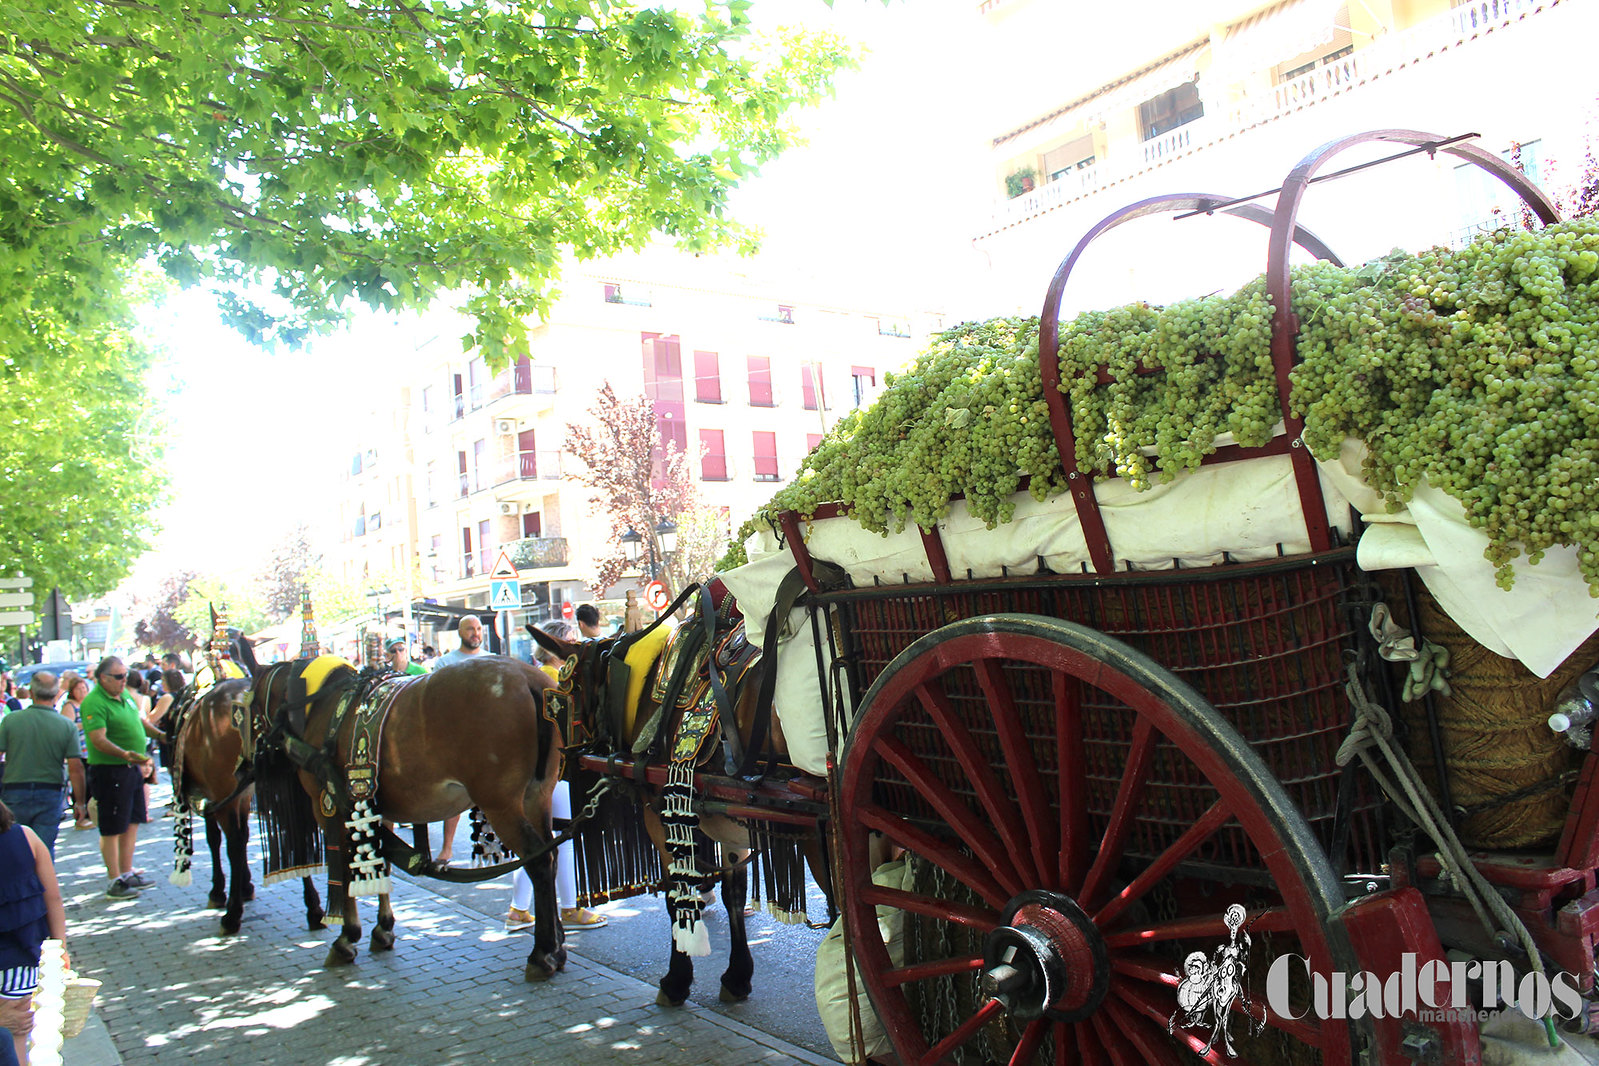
<box><xmin>52</xmin><ymin>805</ymin><xmax>837</xmax><ymax>1065</ymax></box>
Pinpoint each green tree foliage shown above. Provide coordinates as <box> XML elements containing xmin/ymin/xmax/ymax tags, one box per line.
<box><xmin>131</xmin><ymin>567</ymin><xmax>199</xmax><ymax>653</ymax></box>
<box><xmin>0</xmin><ymin>1</ymin><xmax>853</xmax><ymax>360</ymax></box>
<box><xmin>173</xmin><ymin>576</ymin><xmax>269</xmax><ymax>638</ymax></box>
<box><xmin>0</xmin><ymin>275</ymin><xmax>166</xmax><ymax>597</ymax></box>
<box><xmin>252</xmin><ymin>523</ymin><xmax>318</xmax><ymax>622</ymax></box>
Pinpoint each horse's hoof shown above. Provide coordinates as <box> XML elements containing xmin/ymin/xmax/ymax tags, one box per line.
<box><xmin>325</xmin><ymin>941</ymin><xmax>358</xmax><ymax>967</ymax></box>
<box><xmin>524</xmin><ymin>962</ymin><xmax>554</xmax><ymax>983</ymax></box>
<box><xmin>370</xmin><ymin>927</ymin><xmax>395</xmax><ymax>952</ymax></box>
<box><xmin>243</xmin><ymin>884</ymin><xmax>256</xmax><ymax>902</ymax></box>
<box><xmin>207</xmin><ymin>893</ymin><xmax>226</xmax><ymax>909</ymax></box>
<box><xmin>220</xmin><ymin>913</ymin><xmax>242</xmax><ymax>935</ymax></box>
<box><xmin>655</xmin><ymin>990</ymin><xmax>687</xmax><ymax>1007</ymax></box>
<box><xmin>718</xmin><ymin>986</ymin><xmax>749</xmax><ymax>1004</ymax></box>
<box><xmin>308</xmin><ymin>910</ymin><xmax>326</xmax><ymax>931</ymax></box>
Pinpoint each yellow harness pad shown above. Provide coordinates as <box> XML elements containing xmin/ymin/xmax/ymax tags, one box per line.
<box><xmin>623</xmin><ymin>625</ymin><xmax>672</xmax><ymax>737</ymax></box>
<box><xmin>300</xmin><ymin>654</ymin><xmax>353</xmax><ymax>699</ymax></box>
<box><xmin>192</xmin><ymin>659</ymin><xmax>247</xmax><ymax>688</ymax></box>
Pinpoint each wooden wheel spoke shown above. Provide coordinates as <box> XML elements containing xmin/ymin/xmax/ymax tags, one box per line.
<box><xmin>1104</xmin><ymin>906</ymin><xmax>1295</xmax><ymax>949</ymax></box>
<box><xmin>1055</xmin><ymin>670</ymin><xmax>1088</xmax><ymax>892</ymax></box>
<box><xmin>914</xmin><ymin>682</ymin><xmax>1043</xmax><ymax>886</ymax></box>
<box><xmin>883</xmin><ymin>953</ymin><xmax>984</xmax><ymax>989</ymax></box>
<box><xmin>919</xmin><ymin>997</ymin><xmax>1004</xmax><ymax>1066</ymax></box>
<box><xmin>973</xmin><ymin>658</ymin><xmax>1056</xmax><ymax>886</ymax></box>
<box><xmin>1108</xmin><ymin>979</ymin><xmax>1227</xmax><ymax>1064</ymax></box>
<box><xmin>1102</xmin><ymin>997</ymin><xmax>1189</xmax><ymax>1066</ymax></box>
<box><xmin>1079</xmin><ymin>716</ymin><xmax>1157</xmax><ymax>911</ymax></box>
<box><xmin>876</xmin><ymin>735</ymin><xmax>1028</xmax><ymax>899</ymax></box>
<box><xmin>1093</xmin><ymin>799</ymin><xmax>1232</xmax><ymax>928</ymax></box>
<box><xmin>1055</xmin><ymin>1024</ymin><xmax>1080</xmax><ymax>1066</ymax></box>
<box><xmin>856</xmin><ymin>804</ymin><xmax>1012</xmax><ymax>910</ymax></box>
<box><xmin>1260</xmin><ymin>1000</ymin><xmax>1323</xmax><ymax>1047</ymax></box>
<box><xmin>859</xmin><ymin>883</ymin><xmax>999</xmax><ymax>930</ymax></box>
<box><xmin>1008</xmin><ymin>1017</ymin><xmax>1049</xmax><ymax>1066</ymax></box>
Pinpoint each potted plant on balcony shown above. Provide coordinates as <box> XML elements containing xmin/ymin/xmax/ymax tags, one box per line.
<box><xmin>1005</xmin><ymin>167</ymin><xmax>1038</xmax><ymax>199</ymax></box>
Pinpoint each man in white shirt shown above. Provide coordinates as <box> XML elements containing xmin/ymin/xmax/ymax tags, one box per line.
<box><xmin>436</xmin><ymin>615</ymin><xmax>486</xmax><ymax>667</ymax></box>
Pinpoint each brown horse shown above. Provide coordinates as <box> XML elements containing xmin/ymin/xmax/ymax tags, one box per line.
<box><xmin>168</xmin><ymin>675</ymin><xmax>325</xmax><ymax>934</ymax></box>
<box><xmin>528</xmin><ymin>600</ymin><xmax>831</xmax><ymax>1008</ymax></box>
<box><xmin>248</xmin><ymin>654</ymin><xmax>568</xmax><ymax>978</ymax></box>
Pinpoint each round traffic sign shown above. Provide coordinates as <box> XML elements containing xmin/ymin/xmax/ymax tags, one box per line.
<box><xmin>645</xmin><ymin>581</ymin><xmax>669</xmax><ymax>611</ymax></box>
<box><xmin>561</xmin><ymin>601</ymin><xmax>574</xmax><ymax>620</ymax></box>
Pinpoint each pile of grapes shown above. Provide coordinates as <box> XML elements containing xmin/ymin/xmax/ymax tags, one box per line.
<box><xmin>730</xmin><ymin>220</ymin><xmax>1599</xmax><ymax>596</ymax></box>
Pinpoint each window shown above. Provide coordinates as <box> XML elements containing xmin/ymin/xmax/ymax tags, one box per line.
<box><xmin>851</xmin><ymin>365</ymin><xmax>876</xmax><ymax>408</ymax></box>
<box><xmin>429</xmin><ymin>534</ymin><xmax>444</xmax><ymax>582</ymax></box>
<box><xmin>452</xmin><ymin>373</ymin><xmax>465</xmax><ymax>421</ymax></box>
<box><xmin>604</xmin><ymin>282</ymin><xmax>651</xmax><ymax>306</ymax></box>
<box><xmin>801</xmin><ymin>364</ymin><xmax>824</xmax><ymax>411</ymax></box>
<box><xmin>777</xmin><ymin>304</ymin><xmax>794</xmax><ymax>324</ymax></box>
<box><xmin>1043</xmin><ymin>135</ymin><xmax>1097</xmax><ymax>181</ymax></box>
<box><xmin>478</xmin><ymin>519</ymin><xmax>492</xmax><ymax>576</ymax></box>
<box><xmin>426</xmin><ymin>461</ymin><xmax>438</xmax><ymax>508</ymax></box>
<box><xmin>522</xmin><ymin>512</ymin><xmax>542</xmax><ymax>538</ymax></box>
<box><xmin>350</xmin><ymin>453</ymin><xmax>364</xmax><ymax>476</ymax></box>
<box><xmin>806</xmin><ymin>433</ymin><xmax>823</xmax><ymax>452</ymax></box>
<box><xmin>369</xmin><ymin>510</ymin><xmax>382</xmax><ymax>531</ymax></box>
<box><xmin>353</xmin><ymin>507</ymin><xmax>367</xmax><ymax>537</ymax></box>
<box><xmin>700</xmin><ymin>429</ymin><xmax>728</xmax><ymax>480</ymax></box>
<box><xmin>694</xmin><ymin>350</ymin><xmax>722</xmax><ymax>403</ymax></box>
<box><xmin>472</xmin><ymin>439</ymin><xmax>487</xmax><ymax>492</ymax></box>
<box><xmin>456</xmin><ymin>450</ymin><xmax>469</xmax><ymax>498</ymax></box>
<box><xmin>1138</xmin><ymin>82</ymin><xmax>1203</xmax><ymax>140</ymax></box>
<box><xmin>461</xmin><ymin>525</ymin><xmax>475</xmax><ymax>578</ymax></box>
<box><xmin>753</xmin><ymin>431</ymin><xmax>779</xmax><ymax>481</ymax></box>
<box><xmin>1454</xmin><ymin>140</ymin><xmax>1546</xmax><ymax>242</ymax></box>
<box><xmin>467</xmin><ymin>357</ymin><xmax>486</xmax><ymax>410</ymax></box>
<box><xmin>644</xmin><ymin>333</ymin><xmax>687</xmax><ymax>482</ymax></box>
<box><xmin>516</xmin><ymin>428</ymin><xmax>537</xmax><ymax>479</ymax></box>
<box><xmin>747</xmin><ymin>356</ymin><xmax>773</xmax><ymax>406</ymax></box>
<box><xmin>421</xmin><ymin>385</ymin><xmax>436</xmax><ymax>432</ymax></box>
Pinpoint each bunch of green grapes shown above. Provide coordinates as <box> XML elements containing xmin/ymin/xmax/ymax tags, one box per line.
<box><xmin>730</xmin><ymin>218</ymin><xmax>1599</xmax><ymax>601</ymax></box>
<box><xmin>1291</xmin><ymin>218</ymin><xmax>1599</xmax><ymax>596</ymax></box>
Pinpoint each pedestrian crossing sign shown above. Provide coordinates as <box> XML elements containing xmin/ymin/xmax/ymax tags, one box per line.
<box><xmin>490</xmin><ymin>579</ymin><xmax>521</xmax><ymax>610</ymax></box>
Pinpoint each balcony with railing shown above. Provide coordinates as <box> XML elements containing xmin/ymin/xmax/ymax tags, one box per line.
<box><xmin>507</xmin><ymin>536</ymin><xmax>570</xmax><ymax>570</ymax></box>
<box><xmin>489</xmin><ymin>360</ymin><xmax>558</xmax><ymax>419</ymax></box>
<box><xmin>491</xmin><ymin>449</ymin><xmax>563</xmax><ymax>503</ymax></box>
<box><xmin>987</xmin><ymin>0</ymin><xmax>1557</xmax><ymax>232</ymax></box>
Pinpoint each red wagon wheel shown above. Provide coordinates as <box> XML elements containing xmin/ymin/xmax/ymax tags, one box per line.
<box><xmin>837</xmin><ymin>613</ymin><xmax>1368</xmax><ymax>1065</ymax></box>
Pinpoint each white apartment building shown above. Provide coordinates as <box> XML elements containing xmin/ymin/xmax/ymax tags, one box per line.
<box><xmin>972</xmin><ymin>0</ymin><xmax>1599</xmax><ymax>314</ymax></box>
<box><xmin>327</xmin><ymin>254</ymin><xmax>942</xmax><ymax>657</ymax></box>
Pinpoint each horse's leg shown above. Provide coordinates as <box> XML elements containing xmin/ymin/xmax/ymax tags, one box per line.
<box><xmin>324</xmin><ymin>827</ymin><xmax>362</xmax><ymax>967</ymax></box>
<box><xmin>717</xmin><ymin>856</ymin><xmax>753</xmax><ymax>1003</ymax></box>
<box><xmin>302</xmin><ymin>876</ymin><xmax>326</xmax><ymax>930</ymax></box>
<box><xmin>648</xmin><ymin>809</ymin><xmax>695</xmax><ymax>1007</ymax></box>
<box><xmin>481</xmin><ymin>803</ymin><xmax>563</xmax><ymax>981</ymax></box>
<box><xmin>204</xmin><ymin>814</ymin><xmax>226</xmax><ymax>909</ymax></box>
<box><xmin>370</xmin><ymin>891</ymin><xmax>396</xmax><ymax>952</ymax></box>
<box><xmin>656</xmin><ymin>892</ymin><xmax>697</xmax><ymax>1007</ymax></box>
<box><xmin>219</xmin><ymin>809</ymin><xmax>251</xmax><ymax>934</ymax></box>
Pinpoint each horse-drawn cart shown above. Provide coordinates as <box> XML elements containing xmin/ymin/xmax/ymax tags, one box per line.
<box><xmin>598</xmin><ymin>129</ymin><xmax>1599</xmax><ymax>1066</ymax></box>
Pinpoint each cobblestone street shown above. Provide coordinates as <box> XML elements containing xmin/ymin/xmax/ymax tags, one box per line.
<box><xmin>53</xmin><ymin>798</ymin><xmax>836</xmax><ymax>1066</ymax></box>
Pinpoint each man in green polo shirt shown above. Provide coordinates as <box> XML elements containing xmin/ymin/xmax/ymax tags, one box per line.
<box><xmin>384</xmin><ymin>638</ymin><xmax>427</xmax><ymax>676</ymax></box>
<box><xmin>81</xmin><ymin>656</ymin><xmax>160</xmax><ymax>899</ymax></box>
<box><xmin>0</xmin><ymin>670</ymin><xmax>85</xmax><ymax>856</ymax></box>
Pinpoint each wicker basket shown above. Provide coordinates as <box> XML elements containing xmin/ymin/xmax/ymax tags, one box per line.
<box><xmin>1391</xmin><ymin>581</ymin><xmax>1599</xmax><ymax>848</ymax></box>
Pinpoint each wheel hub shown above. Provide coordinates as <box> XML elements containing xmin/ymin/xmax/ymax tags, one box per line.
<box><xmin>980</xmin><ymin>891</ymin><xmax>1109</xmax><ymax>1023</ymax></box>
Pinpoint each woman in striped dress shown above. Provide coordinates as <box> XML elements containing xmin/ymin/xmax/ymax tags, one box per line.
<box><xmin>0</xmin><ymin>799</ymin><xmax>68</xmax><ymax>1066</ymax></box>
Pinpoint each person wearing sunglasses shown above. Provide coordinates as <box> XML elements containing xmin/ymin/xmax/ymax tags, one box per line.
<box><xmin>80</xmin><ymin>657</ymin><xmax>161</xmax><ymax>899</ymax></box>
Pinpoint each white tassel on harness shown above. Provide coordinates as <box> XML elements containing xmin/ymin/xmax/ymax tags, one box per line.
<box><xmin>346</xmin><ymin>797</ymin><xmax>391</xmax><ymax>897</ymax></box>
<box><xmin>663</xmin><ymin>760</ymin><xmax>710</xmax><ymax>956</ymax></box>
<box><xmin>169</xmin><ymin>806</ymin><xmax>194</xmax><ymax>887</ymax></box>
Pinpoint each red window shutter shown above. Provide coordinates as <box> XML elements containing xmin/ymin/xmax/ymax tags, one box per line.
<box><xmin>852</xmin><ymin>365</ymin><xmax>875</xmax><ymax>382</ymax></box>
<box><xmin>641</xmin><ymin>333</ymin><xmax>660</xmax><ymax>400</ymax></box>
<box><xmin>522</xmin><ymin>512</ymin><xmax>541</xmax><ymax>537</ymax></box>
<box><xmin>700</xmin><ymin>429</ymin><xmax>726</xmax><ymax>480</ymax></box>
<box><xmin>695</xmin><ymin>350</ymin><xmax>721</xmax><ymax>403</ymax></box>
<box><xmin>801</xmin><ymin>365</ymin><xmax>820</xmax><ymax>410</ymax></box>
<box><xmin>657</xmin><ymin>335</ymin><xmax>684</xmax><ymax>403</ymax></box>
<box><xmin>747</xmin><ymin>356</ymin><xmax>773</xmax><ymax>406</ymax></box>
<box><xmin>753</xmin><ymin>431</ymin><xmax>779</xmax><ymax>480</ymax></box>
<box><xmin>807</xmin><ymin>433</ymin><xmax>823</xmax><ymax>452</ymax></box>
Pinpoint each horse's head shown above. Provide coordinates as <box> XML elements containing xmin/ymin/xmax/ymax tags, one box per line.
<box><xmin>225</xmin><ymin>627</ymin><xmax>263</xmax><ymax>678</ymax></box>
<box><xmin>527</xmin><ymin>623</ymin><xmax>629</xmax><ymax>743</ymax></box>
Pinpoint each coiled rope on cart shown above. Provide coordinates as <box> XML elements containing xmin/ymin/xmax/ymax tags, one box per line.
<box><xmin>1336</xmin><ymin>664</ymin><xmax>1561</xmax><ymax>1049</ymax></box>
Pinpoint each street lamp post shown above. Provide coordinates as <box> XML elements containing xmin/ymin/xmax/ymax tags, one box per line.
<box><xmin>622</xmin><ymin>516</ymin><xmax>678</xmax><ymax>614</ymax></box>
